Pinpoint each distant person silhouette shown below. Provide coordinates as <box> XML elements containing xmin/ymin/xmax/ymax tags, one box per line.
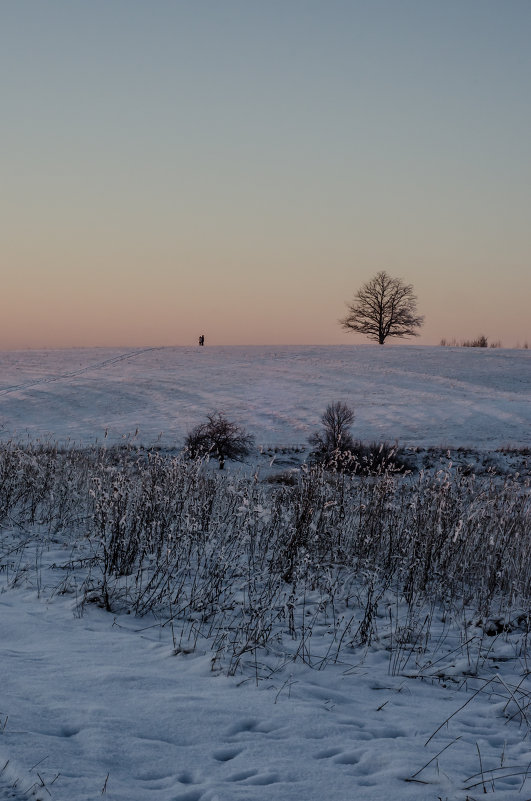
<box><xmin>198</xmin><ymin>334</ymin><xmax>205</xmax><ymax>346</ymax></box>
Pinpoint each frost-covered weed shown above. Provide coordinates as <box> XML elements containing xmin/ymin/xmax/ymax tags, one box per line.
<box><xmin>0</xmin><ymin>443</ymin><xmax>529</xmax><ymax>679</ymax></box>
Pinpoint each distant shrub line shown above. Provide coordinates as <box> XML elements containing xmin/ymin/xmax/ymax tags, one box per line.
<box><xmin>440</xmin><ymin>336</ymin><xmax>529</xmax><ymax>349</ymax></box>
<box><xmin>440</xmin><ymin>335</ymin><xmax>501</xmax><ymax>348</ymax></box>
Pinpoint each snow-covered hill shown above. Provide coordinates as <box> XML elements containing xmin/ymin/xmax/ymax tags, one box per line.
<box><xmin>1</xmin><ymin>345</ymin><xmax>530</xmax><ymax>449</ymax></box>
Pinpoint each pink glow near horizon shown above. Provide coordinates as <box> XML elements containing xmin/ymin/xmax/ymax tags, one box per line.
<box><xmin>2</xmin><ymin>2</ymin><xmax>530</xmax><ymax>350</ymax></box>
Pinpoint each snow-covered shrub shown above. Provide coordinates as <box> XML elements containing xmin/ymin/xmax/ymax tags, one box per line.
<box><xmin>345</xmin><ymin>440</ymin><xmax>412</xmax><ymax>475</ymax></box>
<box><xmin>308</xmin><ymin>402</ymin><xmax>412</xmax><ymax>475</ymax></box>
<box><xmin>185</xmin><ymin>411</ymin><xmax>254</xmax><ymax>469</ymax></box>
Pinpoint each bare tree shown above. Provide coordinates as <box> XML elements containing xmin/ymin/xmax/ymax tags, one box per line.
<box><xmin>340</xmin><ymin>271</ymin><xmax>424</xmax><ymax>344</ymax></box>
<box><xmin>309</xmin><ymin>401</ymin><xmax>355</xmax><ymax>462</ymax></box>
<box><xmin>185</xmin><ymin>412</ymin><xmax>254</xmax><ymax>469</ymax></box>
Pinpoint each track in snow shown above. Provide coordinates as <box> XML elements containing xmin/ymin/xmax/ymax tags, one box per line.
<box><xmin>0</xmin><ymin>348</ymin><xmax>163</xmax><ymax>397</ymax></box>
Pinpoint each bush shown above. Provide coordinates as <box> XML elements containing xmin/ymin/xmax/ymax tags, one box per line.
<box><xmin>319</xmin><ymin>440</ymin><xmax>412</xmax><ymax>475</ymax></box>
<box><xmin>465</xmin><ymin>335</ymin><xmax>488</xmax><ymax>348</ymax></box>
<box><xmin>458</xmin><ymin>335</ymin><xmax>489</xmax><ymax>348</ymax></box>
<box><xmin>347</xmin><ymin>440</ymin><xmax>412</xmax><ymax>475</ymax></box>
<box><xmin>185</xmin><ymin>412</ymin><xmax>254</xmax><ymax>469</ymax></box>
<box><xmin>309</xmin><ymin>403</ymin><xmax>411</xmax><ymax>475</ymax></box>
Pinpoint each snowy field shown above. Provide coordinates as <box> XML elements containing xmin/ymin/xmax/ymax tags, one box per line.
<box><xmin>0</xmin><ymin>346</ymin><xmax>530</xmax><ymax>801</ymax></box>
<box><xmin>0</xmin><ymin>344</ymin><xmax>530</xmax><ymax>450</ymax></box>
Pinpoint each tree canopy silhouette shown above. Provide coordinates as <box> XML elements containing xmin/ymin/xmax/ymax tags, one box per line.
<box><xmin>308</xmin><ymin>401</ymin><xmax>355</xmax><ymax>462</ymax></box>
<box><xmin>185</xmin><ymin>412</ymin><xmax>254</xmax><ymax>469</ymax></box>
<box><xmin>340</xmin><ymin>271</ymin><xmax>424</xmax><ymax>344</ymax></box>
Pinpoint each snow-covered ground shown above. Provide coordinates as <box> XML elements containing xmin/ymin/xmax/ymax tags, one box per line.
<box><xmin>1</xmin><ymin>576</ymin><xmax>529</xmax><ymax>801</ymax></box>
<box><xmin>0</xmin><ymin>345</ymin><xmax>529</xmax><ymax>450</ymax></box>
<box><xmin>0</xmin><ymin>346</ymin><xmax>530</xmax><ymax>801</ymax></box>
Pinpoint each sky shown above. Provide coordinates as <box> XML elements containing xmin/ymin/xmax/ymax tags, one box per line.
<box><xmin>1</xmin><ymin>0</ymin><xmax>530</xmax><ymax>349</ymax></box>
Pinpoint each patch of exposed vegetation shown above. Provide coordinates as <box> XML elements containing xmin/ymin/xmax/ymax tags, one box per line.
<box><xmin>0</xmin><ymin>441</ymin><xmax>529</xmax><ymax>681</ymax></box>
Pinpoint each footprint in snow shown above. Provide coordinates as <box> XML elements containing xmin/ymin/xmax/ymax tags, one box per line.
<box><xmin>177</xmin><ymin>770</ymin><xmax>197</xmax><ymax>785</ymax></box>
<box><xmin>225</xmin><ymin>717</ymin><xmax>280</xmax><ymax>737</ymax></box>
<box><xmin>226</xmin><ymin>768</ymin><xmax>258</xmax><ymax>782</ymax></box>
<box><xmin>226</xmin><ymin>768</ymin><xmax>280</xmax><ymax>785</ymax></box>
<box><xmin>333</xmin><ymin>750</ymin><xmax>363</xmax><ymax>765</ymax></box>
<box><xmin>212</xmin><ymin>745</ymin><xmax>243</xmax><ymax>762</ymax></box>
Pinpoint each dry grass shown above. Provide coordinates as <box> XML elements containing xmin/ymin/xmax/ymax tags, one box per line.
<box><xmin>0</xmin><ymin>442</ymin><xmax>529</xmax><ymax>682</ymax></box>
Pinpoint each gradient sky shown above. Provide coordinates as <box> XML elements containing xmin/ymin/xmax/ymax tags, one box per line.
<box><xmin>2</xmin><ymin>0</ymin><xmax>530</xmax><ymax>348</ymax></box>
